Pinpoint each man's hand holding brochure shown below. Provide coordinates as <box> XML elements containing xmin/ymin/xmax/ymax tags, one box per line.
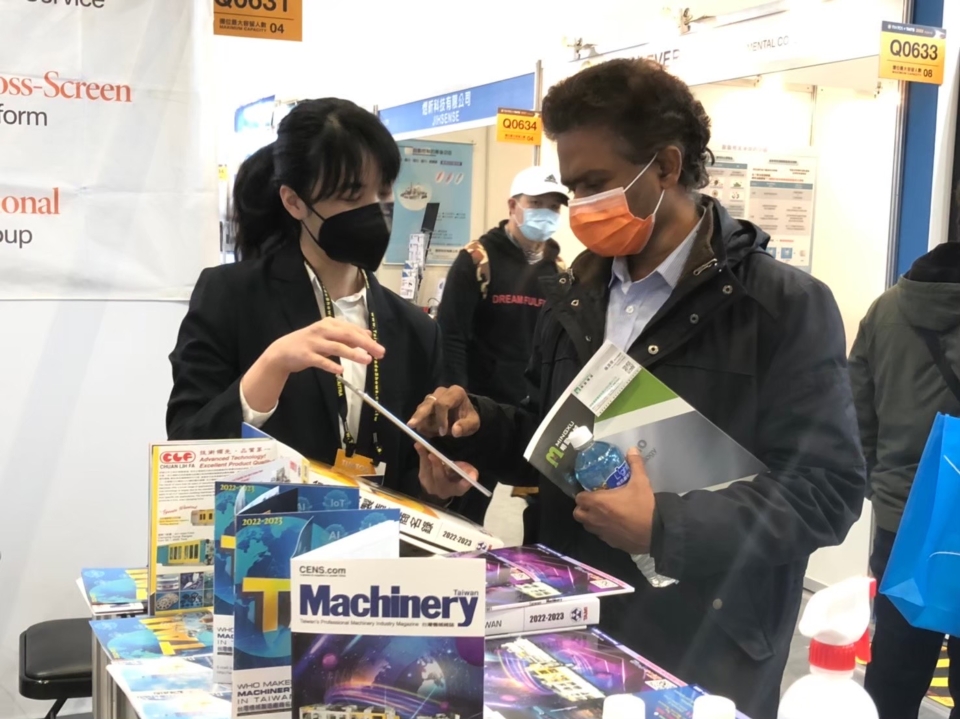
<box><xmin>410</xmin><ymin>341</ymin><xmax>767</xmax><ymax>562</ymax></box>
<box><xmin>523</xmin><ymin>341</ymin><xmax>766</xmax><ymax>497</ymax></box>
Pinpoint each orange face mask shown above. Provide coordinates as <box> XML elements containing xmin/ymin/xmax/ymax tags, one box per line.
<box><xmin>569</xmin><ymin>157</ymin><xmax>664</xmax><ymax>257</ymax></box>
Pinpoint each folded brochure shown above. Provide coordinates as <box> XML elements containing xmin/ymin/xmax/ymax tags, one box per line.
<box><xmin>524</xmin><ymin>341</ymin><xmax>766</xmax><ymax>497</ymax></box>
<box><xmin>90</xmin><ymin>613</ymin><xmax>213</xmax><ymax>661</ymax></box>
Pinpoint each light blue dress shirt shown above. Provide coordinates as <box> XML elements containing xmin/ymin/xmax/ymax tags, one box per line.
<box><xmin>605</xmin><ymin>216</ymin><xmax>703</xmax><ymax>352</ymax></box>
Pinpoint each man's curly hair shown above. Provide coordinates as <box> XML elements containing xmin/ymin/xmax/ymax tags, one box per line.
<box><xmin>542</xmin><ymin>58</ymin><xmax>714</xmax><ymax>190</ymax></box>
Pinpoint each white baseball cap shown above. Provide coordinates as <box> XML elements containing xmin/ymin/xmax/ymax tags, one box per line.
<box><xmin>510</xmin><ymin>166</ymin><xmax>568</xmax><ymax>204</ymax></box>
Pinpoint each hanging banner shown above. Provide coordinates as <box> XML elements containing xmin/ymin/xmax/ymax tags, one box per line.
<box><xmin>213</xmin><ymin>0</ymin><xmax>303</xmax><ymax>42</ymax></box>
<box><xmin>385</xmin><ymin>140</ymin><xmax>474</xmax><ymax>266</ymax></box>
<box><xmin>709</xmin><ymin>146</ymin><xmax>818</xmax><ymax>273</ymax></box>
<box><xmin>879</xmin><ymin>21</ymin><xmax>946</xmax><ymax>86</ymax></box>
<box><xmin>552</xmin><ymin>0</ymin><xmax>905</xmax><ymax>90</ymax></box>
<box><xmin>0</xmin><ymin>1</ymin><xmax>217</xmax><ymax>300</ymax></box>
<box><xmin>378</xmin><ymin>74</ymin><xmax>536</xmax><ymax>139</ymax></box>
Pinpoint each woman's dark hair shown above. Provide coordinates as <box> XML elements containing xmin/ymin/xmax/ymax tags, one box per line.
<box><xmin>542</xmin><ymin>58</ymin><xmax>714</xmax><ymax>190</ymax></box>
<box><xmin>233</xmin><ymin>98</ymin><xmax>401</xmax><ymax>260</ymax></box>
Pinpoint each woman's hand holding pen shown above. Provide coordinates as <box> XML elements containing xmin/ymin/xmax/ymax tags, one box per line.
<box><xmin>241</xmin><ymin>317</ymin><xmax>385</xmax><ymax>413</ymax></box>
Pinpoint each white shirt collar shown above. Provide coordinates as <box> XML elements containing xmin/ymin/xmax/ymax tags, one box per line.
<box><xmin>610</xmin><ymin>214</ymin><xmax>703</xmax><ymax>291</ymax></box>
<box><xmin>304</xmin><ymin>262</ymin><xmax>366</xmax><ymax>305</ymax></box>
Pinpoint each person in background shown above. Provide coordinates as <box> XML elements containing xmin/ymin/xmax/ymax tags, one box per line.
<box><xmin>409</xmin><ymin>58</ymin><xmax>865</xmax><ymax>719</ymax></box>
<box><xmin>849</xmin><ymin>240</ymin><xmax>960</xmax><ymax>719</ymax></box>
<box><xmin>436</xmin><ymin>167</ymin><xmax>568</xmax><ymax>529</ymax></box>
<box><xmin>167</xmin><ymin>98</ymin><xmax>451</xmax><ymax>500</ymax></box>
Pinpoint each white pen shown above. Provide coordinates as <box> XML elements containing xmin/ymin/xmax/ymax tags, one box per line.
<box><xmin>339</xmin><ymin>376</ymin><xmax>493</xmax><ymax>498</ymax></box>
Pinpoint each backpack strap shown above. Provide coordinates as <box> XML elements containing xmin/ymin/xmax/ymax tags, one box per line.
<box><xmin>464</xmin><ymin>239</ymin><xmax>491</xmax><ymax>300</ymax></box>
<box><xmin>911</xmin><ymin>325</ymin><xmax>960</xmax><ymax>404</ymax></box>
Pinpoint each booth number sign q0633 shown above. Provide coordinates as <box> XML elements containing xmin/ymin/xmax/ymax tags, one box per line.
<box><xmin>213</xmin><ymin>0</ymin><xmax>303</xmax><ymax>42</ymax></box>
<box><xmin>879</xmin><ymin>21</ymin><xmax>946</xmax><ymax>86</ymax></box>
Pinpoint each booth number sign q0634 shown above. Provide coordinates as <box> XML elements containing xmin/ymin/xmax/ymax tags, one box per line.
<box><xmin>496</xmin><ymin>108</ymin><xmax>543</xmax><ymax>146</ymax></box>
<box><xmin>879</xmin><ymin>21</ymin><xmax>946</xmax><ymax>86</ymax></box>
<box><xmin>213</xmin><ymin>0</ymin><xmax>303</xmax><ymax>42</ymax></box>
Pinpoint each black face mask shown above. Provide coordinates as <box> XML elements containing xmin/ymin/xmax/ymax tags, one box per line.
<box><xmin>302</xmin><ymin>202</ymin><xmax>392</xmax><ymax>272</ymax></box>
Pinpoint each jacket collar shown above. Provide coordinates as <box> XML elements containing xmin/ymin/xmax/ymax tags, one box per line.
<box><xmin>266</xmin><ymin>240</ymin><xmax>395</xmax><ymax>324</ymax></box>
<box><xmin>541</xmin><ymin>195</ymin><xmax>764</xmax><ymax>364</ymax></box>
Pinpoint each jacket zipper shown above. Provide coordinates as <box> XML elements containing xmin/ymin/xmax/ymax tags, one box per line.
<box><xmin>692</xmin><ymin>258</ymin><xmax>719</xmax><ymax>276</ymax></box>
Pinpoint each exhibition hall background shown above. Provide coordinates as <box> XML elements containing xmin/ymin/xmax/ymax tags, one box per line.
<box><xmin>0</xmin><ymin>0</ymin><xmax>957</xmax><ymax>717</ymax></box>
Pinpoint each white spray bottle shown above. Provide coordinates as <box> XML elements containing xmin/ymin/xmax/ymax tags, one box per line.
<box><xmin>778</xmin><ymin>576</ymin><xmax>878</xmax><ymax>719</ymax></box>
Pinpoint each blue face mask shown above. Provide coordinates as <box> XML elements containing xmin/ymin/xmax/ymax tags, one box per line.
<box><xmin>517</xmin><ymin>207</ymin><xmax>561</xmax><ymax>243</ymax></box>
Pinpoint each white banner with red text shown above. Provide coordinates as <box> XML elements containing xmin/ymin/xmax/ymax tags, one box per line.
<box><xmin>0</xmin><ymin>0</ymin><xmax>217</xmax><ymax>300</ymax></box>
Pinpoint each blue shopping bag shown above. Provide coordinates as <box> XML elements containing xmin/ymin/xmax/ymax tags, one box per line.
<box><xmin>881</xmin><ymin>413</ymin><xmax>960</xmax><ymax>636</ymax></box>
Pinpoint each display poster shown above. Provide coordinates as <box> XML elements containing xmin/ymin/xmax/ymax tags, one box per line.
<box><xmin>879</xmin><ymin>21</ymin><xmax>946</xmax><ymax>86</ymax></box>
<box><xmin>0</xmin><ymin>1</ymin><xmax>217</xmax><ymax>300</ymax></box>
<box><xmin>708</xmin><ymin>146</ymin><xmax>817</xmax><ymax>272</ymax></box>
<box><xmin>147</xmin><ymin>440</ymin><xmax>289</xmax><ymax>615</ymax></box>
<box><xmin>213</xmin><ymin>0</ymin><xmax>303</xmax><ymax>42</ymax></box>
<box><xmin>385</xmin><ymin>139</ymin><xmax>473</xmax><ymax>266</ymax></box>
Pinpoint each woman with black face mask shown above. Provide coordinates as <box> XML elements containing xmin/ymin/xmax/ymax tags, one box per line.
<box><xmin>167</xmin><ymin>98</ymin><xmax>452</xmax><ymax>498</ymax></box>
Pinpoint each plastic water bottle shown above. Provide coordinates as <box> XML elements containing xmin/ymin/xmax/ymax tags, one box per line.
<box><xmin>569</xmin><ymin>426</ymin><xmax>676</xmax><ymax>588</ymax></box>
<box><xmin>778</xmin><ymin>577</ymin><xmax>879</xmax><ymax>719</ymax></box>
<box><xmin>569</xmin><ymin>425</ymin><xmax>630</xmax><ymax>490</ymax></box>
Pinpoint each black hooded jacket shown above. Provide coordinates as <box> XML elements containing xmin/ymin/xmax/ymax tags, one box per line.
<box><xmin>849</xmin><ymin>242</ymin><xmax>960</xmax><ymax>533</ymax></box>
<box><xmin>446</xmin><ymin>196</ymin><xmax>866</xmax><ymax>718</ymax></box>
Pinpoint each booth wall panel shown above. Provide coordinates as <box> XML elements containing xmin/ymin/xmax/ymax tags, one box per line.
<box><xmin>804</xmin><ymin>86</ymin><xmax>899</xmax><ymax>587</ymax></box>
<box><xmin>810</xmin><ymin>87</ymin><xmax>897</xmax><ymax>346</ymax></box>
<box><xmin>896</xmin><ymin>0</ymin><xmax>945</xmax><ymax>274</ymax></box>
<box><xmin>0</xmin><ymin>301</ymin><xmax>186</xmax><ymax>719</ymax></box>
<box><xmin>930</xmin><ymin>0</ymin><xmax>959</xmax><ymax>247</ymax></box>
<box><xmin>694</xmin><ymin>83</ymin><xmax>814</xmax><ymax>148</ymax></box>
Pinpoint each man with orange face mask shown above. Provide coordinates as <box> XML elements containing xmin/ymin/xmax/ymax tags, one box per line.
<box><xmin>408</xmin><ymin>59</ymin><xmax>865</xmax><ymax>719</ymax></box>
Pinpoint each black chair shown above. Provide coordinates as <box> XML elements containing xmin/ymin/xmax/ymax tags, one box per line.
<box><xmin>20</xmin><ymin>618</ymin><xmax>93</xmax><ymax>719</ymax></box>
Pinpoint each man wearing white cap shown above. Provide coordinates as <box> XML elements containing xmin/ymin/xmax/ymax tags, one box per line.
<box><xmin>437</xmin><ymin>166</ymin><xmax>567</xmax><ymax>528</ymax></box>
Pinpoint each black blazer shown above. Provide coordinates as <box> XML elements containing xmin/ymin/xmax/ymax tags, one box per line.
<box><xmin>166</xmin><ymin>242</ymin><xmax>444</xmax><ymax>498</ymax></box>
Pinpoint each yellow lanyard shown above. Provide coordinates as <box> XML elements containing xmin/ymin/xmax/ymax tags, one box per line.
<box><xmin>316</xmin><ymin>271</ymin><xmax>382</xmax><ymax>461</ymax></box>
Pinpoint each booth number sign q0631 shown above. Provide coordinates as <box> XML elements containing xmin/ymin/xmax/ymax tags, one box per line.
<box><xmin>213</xmin><ymin>0</ymin><xmax>303</xmax><ymax>42</ymax></box>
<box><xmin>880</xmin><ymin>21</ymin><xmax>946</xmax><ymax>86</ymax></box>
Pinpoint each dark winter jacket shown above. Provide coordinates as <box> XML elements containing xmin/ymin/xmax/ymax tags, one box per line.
<box><xmin>438</xmin><ymin>222</ymin><xmax>560</xmax><ymax>406</ymax></box>
<box><xmin>849</xmin><ymin>242</ymin><xmax>960</xmax><ymax>533</ymax></box>
<box><xmin>446</xmin><ymin>195</ymin><xmax>866</xmax><ymax>718</ymax></box>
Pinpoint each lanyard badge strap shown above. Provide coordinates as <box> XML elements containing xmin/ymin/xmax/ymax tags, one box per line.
<box><xmin>317</xmin><ymin>271</ymin><xmax>382</xmax><ymax>461</ymax></box>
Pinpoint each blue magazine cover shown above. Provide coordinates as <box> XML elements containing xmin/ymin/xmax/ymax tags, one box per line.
<box><xmin>213</xmin><ymin>481</ymin><xmax>359</xmax><ymax>683</ymax></box>
<box><xmin>290</xmin><ymin>557</ymin><xmax>486</xmax><ymax>719</ymax></box>
<box><xmin>106</xmin><ymin>655</ymin><xmax>214</xmax><ymax>695</ymax></box>
<box><xmin>233</xmin><ymin>509</ymin><xmax>401</xmax><ymax>719</ymax></box>
<box><xmin>81</xmin><ymin>567</ymin><xmax>147</xmax><ymax>609</ymax></box>
<box><xmin>124</xmin><ymin>691</ymin><xmax>231</xmax><ymax>719</ymax></box>
<box><xmin>90</xmin><ymin>613</ymin><xmax>213</xmax><ymax>661</ymax></box>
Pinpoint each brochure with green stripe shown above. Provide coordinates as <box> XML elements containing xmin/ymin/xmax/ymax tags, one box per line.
<box><xmin>523</xmin><ymin>342</ymin><xmax>766</xmax><ymax>497</ymax></box>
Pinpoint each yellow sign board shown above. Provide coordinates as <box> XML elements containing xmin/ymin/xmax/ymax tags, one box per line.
<box><xmin>217</xmin><ymin>165</ymin><xmax>228</xmax><ymax>181</ymax></box>
<box><xmin>496</xmin><ymin>108</ymin><xmax>543</xmax><ymax>146</ymax></box>
<box><xmin>879</xmin><ymin>20</ymin><xmax>946</xmax><ymax>85</ymax></box>
<box><xmin>214</xmin><ymin>0</ymin><xmax>303</xmax><ymax>42</ymax></box>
